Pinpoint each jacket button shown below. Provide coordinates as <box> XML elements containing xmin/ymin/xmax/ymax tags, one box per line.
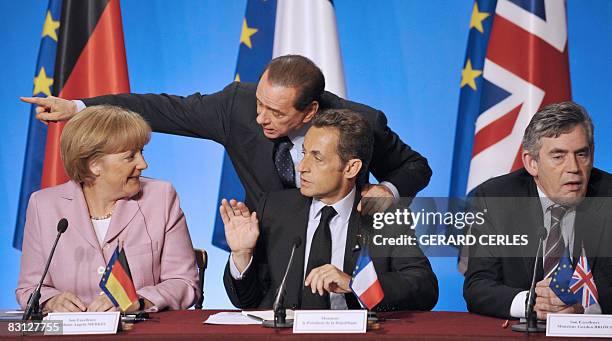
<box><xmin>97</xmin><ymin>266</ymin><xmax>106</xmax><ymax>275</ymax></box>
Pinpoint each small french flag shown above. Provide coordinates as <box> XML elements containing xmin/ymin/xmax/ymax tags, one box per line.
<box><xmin>350</xmin><ymin>245</ymin><xmax>384</xmax><ymax>310</ymax></box>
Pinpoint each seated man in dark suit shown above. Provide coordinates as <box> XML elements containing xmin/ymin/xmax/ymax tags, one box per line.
<box><xmin>464</xmin><ymin>102</ymin><xmax>612</xmax><ymax>319</ymax></box>
<box><xmin>221</xmin><ymin>109</ymin><xmax>438</xmax><ymax>311</ymax></box>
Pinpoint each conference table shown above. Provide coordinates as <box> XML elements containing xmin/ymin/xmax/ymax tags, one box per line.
<box><xmin>0</xmin><ymin>310</ymin><xmax>582</xmax><ymax>339</ymax></box>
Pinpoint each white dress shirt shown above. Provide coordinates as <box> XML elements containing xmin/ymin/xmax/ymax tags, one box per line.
<box><xmin>230</xmin><ymin>187</ymin><xmax>356</xmax><ymax>309</ymax></box>
<box><xmin>91</xmin><ymin>217</ymin><xmax>111</xmax><ymax>247</ymax></box>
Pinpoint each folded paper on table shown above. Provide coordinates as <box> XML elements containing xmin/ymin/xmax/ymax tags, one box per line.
<box><xmin>204</xmin><ymin>312</ymin><xmax>261</xmax><ymax>325</ymax></box>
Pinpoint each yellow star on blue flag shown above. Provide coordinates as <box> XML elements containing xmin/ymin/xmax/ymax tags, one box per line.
<box><xmin>460</xmin><ymin>59</ymin><xmax>482</xmax><ymax>90</ymax></box>
<box><xmin>33</xmin><ymin>67</ymin><xmax>53</xmax><ymax>96</ymax></box>
<box><xmin>469</xmin><ymin>2</ymin><xmax>490</xmax><ymax>33</ymax></box>
<box><xmin>549</xmin><ymin>247</ymin><xmax>579</xmax><ymax>305</ymax></box>
<box><xmin>42</xmin><ymin>10</ymin><xmax>60</xmax><ymax>41</ymax></box>
<box><xmin>240</xmin><ymin>18</ymin><xmax>258</xmax><ymax>48</ymax></box>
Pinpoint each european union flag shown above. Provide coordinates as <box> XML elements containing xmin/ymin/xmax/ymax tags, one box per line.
<box><xmin>14</xmin><ymin>0</ymin><xmax>61</xmax><ymax>250</ymax></box>
<box><xmin>449</xmin><ymin>0</ymin><xmax>496</xmax><ymax>197</ymax></box>
<box><xmin>549</xmin><ymin>247</ymin><xmax>579</xmax><ymax>305</ymax></box>
<box><xmin>212</xmin><ymin>0</ymin><xmax>276</xmax><ymax>251</ymax></box>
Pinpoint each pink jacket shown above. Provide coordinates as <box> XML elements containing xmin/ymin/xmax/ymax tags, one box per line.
<box><xmin>16</xmin><ymin>178</ymin><xmax>199</xmax><ymax>311</ymax></box>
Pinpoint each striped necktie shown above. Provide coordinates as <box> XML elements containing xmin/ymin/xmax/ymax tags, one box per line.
<box><xmin>544</xmin><ymin>204</ymin><xmax>568</xmax><ymax>277</ymax></box>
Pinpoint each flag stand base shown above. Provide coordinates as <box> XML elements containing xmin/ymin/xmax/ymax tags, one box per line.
<box><xmin>511</xmin><ymin>322</ymin><xmax>546</xmax><ymax>333</ymax></box>
<box><xmin>262</xmin><ymin>319</ymin><xmax>293</xmax><ymax>328</ymax></box>
<box><xmin>367</xmin><ymin>311</ymin><xmax>381</xmax><ymax>330</ymax></box>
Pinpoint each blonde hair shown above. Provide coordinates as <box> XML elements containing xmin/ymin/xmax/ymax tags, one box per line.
<box><xmin>60</xmin><ymin>105</ymin><xmax>151</xmax><ymax>185</ymax></box>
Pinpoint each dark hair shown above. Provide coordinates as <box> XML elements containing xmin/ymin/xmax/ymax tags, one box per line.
<box><xmin>312</xmin><ymin>109</ymin><xmax>373</xmax><ymax>176</ymax></box>
<box><xmin>522</xmin><ymin>101</ymin><xmax>594</xmax><ymax>160</ymax></box>
<box><xmin>262</xmin><ymin>55</ymin><xmax>325</xmax><ymax>111</ymax></box>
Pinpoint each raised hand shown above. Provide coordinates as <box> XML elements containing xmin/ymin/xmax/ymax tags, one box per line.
<box><xmin>220</xmin><ymin>199</ymin><xmax>259</xmax><ymax>272</ymax></box>
<box><xmin>20</xmin><ymin>95</ymin><xmax>78</xmax><ymax>123</ymax></box>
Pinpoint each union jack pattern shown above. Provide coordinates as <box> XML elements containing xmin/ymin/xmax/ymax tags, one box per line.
<box><xmin>570</xmin><ymin>246</ymin><xmax>599</xmax><ymax>308</ymax></box>
<box><xmin>451</xmin><ymin>0</ymin><xmax>571</xmax><ymax>196</ymax></box>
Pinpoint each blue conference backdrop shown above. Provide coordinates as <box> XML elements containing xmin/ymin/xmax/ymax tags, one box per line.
<box><xmin>1</xmin><ymin>0</ymin><xmax>611</xmax><ymax>310</ymax></box>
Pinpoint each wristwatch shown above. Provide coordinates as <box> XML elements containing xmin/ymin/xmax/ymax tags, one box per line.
<box><xmin>138</xmin><ymin>298</ymin><xmax>145</xmax><ymax>311</ymax></box>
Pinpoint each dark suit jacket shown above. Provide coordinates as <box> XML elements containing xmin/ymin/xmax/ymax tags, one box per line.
<box><xmin>83</xmin><ymin>82</ymin><xmax>432</xmax><ymax>209</ymax></box>
<box><xmin>463</xmin><ymin>168</ymin><xmax>612</xmax><ymax>318</ymax></box>
<box><xmin>223</xmin><ymin>189</ymin><xmax>438</xmax><ymax>312</ymax></box>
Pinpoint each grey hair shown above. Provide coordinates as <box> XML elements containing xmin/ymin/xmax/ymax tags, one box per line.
<box><xmin>522</xmin><ymin>101</ymin><xmax>594</xmax><ymax>160</ymax></box>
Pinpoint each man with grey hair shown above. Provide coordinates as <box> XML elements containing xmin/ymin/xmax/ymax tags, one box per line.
<box><xmin>464</xmin><ymin>101</ymin><xmax>612</xmax><ymax>319</ymax></box>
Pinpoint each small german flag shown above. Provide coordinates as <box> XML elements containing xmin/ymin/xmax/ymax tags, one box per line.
<box><xmin>99</xmin><ymin>246</ymin><xmax>138</xmax><ymax>311</ymax></box>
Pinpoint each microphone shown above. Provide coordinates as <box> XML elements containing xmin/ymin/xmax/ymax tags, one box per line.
<box><xmin>263</xmin><ymin>237</ymin><xmax>302</xmax><ymax>328</ymax></box>
<box><xmin>23</xmin><ymin>218</ymin><xmax>68</xmax><ymax>321</ymax></box>
<box><xmin>512</xmin><ymin>227</ymin><xmax>547</xmax><ymax>333</ymax></box>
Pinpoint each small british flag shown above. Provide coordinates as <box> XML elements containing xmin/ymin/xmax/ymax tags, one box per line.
<box><xmin>569</xmin><ymin>246</ymin><xmax>599</xmax><ymax>308</ymax></box>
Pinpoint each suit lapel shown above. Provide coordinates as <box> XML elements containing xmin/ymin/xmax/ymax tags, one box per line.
<box><xmin>241</xmin><ymin>128</ymin><xmax>284</xmax><ymax>191</ymax></box>
<box><xmin>286</xmin><ymin>195</ymin><xmax>311</xmax><ymax>309</ymax></box>
<box><xmin>343</xmin><ymin>194</ymin><xmax>362</xmax><ymax>275</ymax></box>
<box><xmin>342</xmin><ymin>193</ymin><xmax>362</xmax><ymax>309</ymax></box>
<box><xmin>104</xmin><ymin>196</ymin><xmax>139</xmax><ymax>244</ymax></box>
<box><xmin>521</xmin><ymin>179</ymin><xmax>546</xmax><ymax>281</ymax></box>
<box><xmin>61</xmin><ymin>181</ymin><xmax>101</xmax><ymax>251</ymax></box>
<box><xmin>572</xmin><ymin>198</ymin><xmax>605</xmax><ymax>268</ymax></box>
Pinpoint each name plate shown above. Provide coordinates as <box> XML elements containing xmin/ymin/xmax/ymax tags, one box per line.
<box><xmin>546</xmin><ymin>314</ymin><xmax>612</xmax><ymax>338</ymax></box>
<box><xmin>293</xmin><ymin>310</ymin><xmax>367</xmax><ymax>334</ymax></box>
<box><xmin>44</xmin><ymin>312</ymin><xmax>120</xmax><ymax>335</ymax></box>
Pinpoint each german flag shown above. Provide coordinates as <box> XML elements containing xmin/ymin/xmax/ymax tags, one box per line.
<box><xmin>15</xmin><ymin>0</ymin><xmax>129</xmax><ymax>249</ymax></box>
<box><xmin>99</xmin><ymin>246</ymin><xmax>138</xmax><ymax>311</ymax></box>
<box><xmin>43</xmin><ymin>0</ymin><xmax>130</xmax><ymax>187</ymax></box>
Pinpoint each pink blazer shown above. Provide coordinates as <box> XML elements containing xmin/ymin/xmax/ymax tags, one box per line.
<box><xmin>16</xmin><ymin>178</ymin><xmax>199</xmax><ymax>311</ymax></box>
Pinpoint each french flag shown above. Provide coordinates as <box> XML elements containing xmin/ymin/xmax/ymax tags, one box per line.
<box><xmin>350</xmin><ymin>246</ymin><xmax>384</xmax><ymax>310</ymax></box>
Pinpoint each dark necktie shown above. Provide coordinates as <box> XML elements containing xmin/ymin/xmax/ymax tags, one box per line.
<box><xmin>301</xmin><ymin>205</ymin><xmax>337</xmax><ymax>309</ymax></box>
<box><xmin>273</xmin><ymin>137</ymin><xmax>296</xmax><ymax>188</ymax></box>
<box><xmin>544</xmin><ymin>205</ymin><xmax>568</xmax><ymax>277</ymax></box>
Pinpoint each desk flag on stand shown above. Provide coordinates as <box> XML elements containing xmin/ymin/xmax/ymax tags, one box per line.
<box><xmin>14</xmin><ymin>0</ymin><xmax>130</xmax><ymax>249</ymax></box>
<box><xmin>570</xmin><ymin>246</ymin><xmax>599</xmax><ymax>310</ymax></box>
<box><xmin>450</xmin><ymin>0</ymin><xmax>571</xmax><ymax>198</ymax></box>
<box><xmin>549</xmin><ymin>247</ymin><xmax>579</xmax><ymax>305</ymax></box>
<box><xmin>99</xmin><ymin>246</ymin><xmax>139</xmax><ymax>312</ymax></box>
<box><xmin>350</xmin><ymin>246</ymin><xmax>384</xmax><ymax>310</ymax></box>
<box><xmin>549</xmin><ymin>245</ymin><xmax>601</xmax><ymax>313</ymax></box>
<box><xmin>212</xmin><ymin>0</ymin><xmax>346</xmax><ymax>251</ymax></box>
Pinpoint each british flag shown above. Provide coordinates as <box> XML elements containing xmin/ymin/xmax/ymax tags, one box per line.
<box><xmin>450</xmin><ymin>0</ymin><xmax>571</xmax><ymax>196</ymax></box>
<box><xmin>569</xmin><ymin>246</ymin><xmax>599</xmax><ymax>308</ymax></box>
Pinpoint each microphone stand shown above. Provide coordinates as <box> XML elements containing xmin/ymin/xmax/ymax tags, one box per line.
<box><xmin>263</xmin><ymin>238</ymin><xmax>301</xmax><ymax>328</ymax></box>
<box><xmin>23</xmin><ymin>219</ymin><xmax>68</xmax><ymax>321</ymax></box>
<box><xmin>512</xmin><ymin>228</ymin><xmax>547</xmax><ymax>333</ymax></box>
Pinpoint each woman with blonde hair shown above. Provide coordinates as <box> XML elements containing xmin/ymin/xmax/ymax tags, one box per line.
<box><xmin>16</xmin><ymin>105</ymin><xmax>198</xmax><ymax>312</ymax></box>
